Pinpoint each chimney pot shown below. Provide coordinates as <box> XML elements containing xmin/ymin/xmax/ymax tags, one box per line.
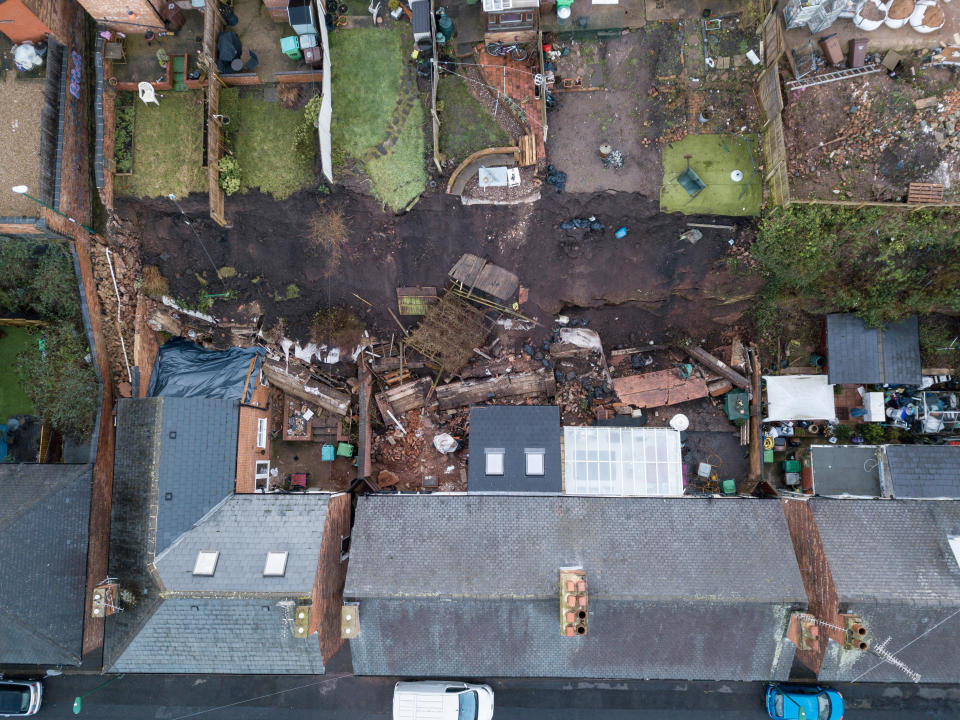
<box><xmin>565</xmin><ymin>625</ymin><xmax>576</xmax><ymax>637</ymax></box>
<box><xmin>566</xmin><ymin>595</ymin><xmax>577</xmax><ymax>607</ymax></box>
<box><xmin>577</xmin><ymin>579</ymin><xmax>586</xmax><ymax>592</ymax></box>
<box><xmin>565</xmin><ymin>611</ymin><xmax>576</xmax><ymax>623</ymax></box>
<box><xmin>576</xmin><ymin>624</ymin><xmax>586</xmax><ymax>635</ymax></box>
<box><xmin>578</xmin><ymin>595</ymin><xmax>588</xmax><ymax>607</ymax></box>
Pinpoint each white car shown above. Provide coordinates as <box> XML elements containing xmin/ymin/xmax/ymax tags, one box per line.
<box><xmin>393</xmin><ymin>680</ymin><xmax>494</xmax><ymax>720</ymax></box>
<box><xmin>0</xmin><ymin>680</ymin><xmax>42</xmax><ymax>717</ymax></box>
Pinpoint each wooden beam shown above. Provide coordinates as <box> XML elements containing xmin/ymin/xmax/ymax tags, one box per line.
<box><xmin>748</xmin><ymin>345</ymin><xmax>763</xmax><ymax>487</ymax></box>
<box><xmin>686</xmin><ymin>346</ymin><xmax>751</xmax><ymax>390</ymax></box>
<box><xmin>434</xmin><ymin>371</ymin><xmax>555</xmax><ymax>411</ymax></box>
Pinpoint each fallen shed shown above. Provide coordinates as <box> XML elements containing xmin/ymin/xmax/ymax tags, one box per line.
<box><xmin>262</xmin><ymin>360</ymin><xmax>350</xmax><ymax>416</ymax></box>
<box><xmin>405</xmin><ymin>293</ymin><xmax>491</xmax><ymax>376</ymax></box>
<box><xmin>435</xmin><ymin>371</ymin><xmax>556</xmax><ymax>411</ymax></box>
<box><xmin>448</xmin><ymin>253</ymin><xmax>520</xmax><ymax>304</ymax></box>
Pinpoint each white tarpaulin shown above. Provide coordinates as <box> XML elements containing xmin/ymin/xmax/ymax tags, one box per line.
<box><xmin>317</xmin><ymin>6</ymin><xmax>333</xmax><ymax>183</ymax></box>
<box><xmin>764</xmin><ymin>374</ymin><xmax>838</xmax><ymax>422</ymax></box>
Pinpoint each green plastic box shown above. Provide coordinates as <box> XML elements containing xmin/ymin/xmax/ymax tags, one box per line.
<box><xmin>763</xmin><ymin>448</ymin><xmax>774</xmax><ymax>464</ymax></box>
<box><xmin>281</xmin><ymin>36</ymin><xmax>302</xmax><ymax>60</ymax></box>
<box><xmin>337</xmin><ymin>442</ymin><xmax>355</xmax><ymax>458</ymax></box>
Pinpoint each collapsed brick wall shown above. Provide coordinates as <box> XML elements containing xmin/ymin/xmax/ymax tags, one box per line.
<box><xmin>312</xmin><ymin>492</ymin><xmax>351</xmax><ymax>664</ymax></box>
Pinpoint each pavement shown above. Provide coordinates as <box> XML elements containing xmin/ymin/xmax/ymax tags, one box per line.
<box><xmin>24</xmin><ymin>672</ymin><xmax>960</xmax><ymax>719</ymax></box>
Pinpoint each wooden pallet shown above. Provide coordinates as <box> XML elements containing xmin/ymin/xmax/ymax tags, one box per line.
<box><xmin>907</xmin><ymin>182</ymin><xmax>944</xmax><ymax>204</ymax></box>
<box><xmin>518</xmin><ymin>132</ymin><xmax>537</xmax><ymax>167</ymax></box>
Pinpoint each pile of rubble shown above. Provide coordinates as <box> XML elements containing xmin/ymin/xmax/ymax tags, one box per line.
<box><xmin>917</xmin><ymin>89</ymin><xmax>960</xmax><ymax>151</ymax></box>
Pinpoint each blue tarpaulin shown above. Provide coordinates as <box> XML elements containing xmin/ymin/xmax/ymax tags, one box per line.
<box><xmin>148</xmin><ymin>338</ymin><xmax>266</xmax><ymax>402</ymax></box>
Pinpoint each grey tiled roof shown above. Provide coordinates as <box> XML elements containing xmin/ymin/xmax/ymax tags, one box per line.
<box><xmin>886</xmin><ymin>446</ymin><xmax>960</xmax><ymax>499</ymax></box>
<box><xmin>810</xmin><ymin>499</ymin><xmax>960</xmax><ymax>603</ymax></box>
<box><xmin>109</xmin><ymin>597</ymin><xmax>326</xmax><ymax>674</ymax></box>
<box><xmin>345</xmin><ymin>495</ymin><xmax>805</xmax><ymax>601</ymax></box>
<box><xmin>0</xmin><ymin>464</ymin><xmax>92</xmax><ymax>665</ymax></box>
<box><xmin>467</xmin><ymin>405</ymin><xmax>562</xmax><ymax>492</ymax></box>
<box><xmin>155</xmin><ymin>397</ymin><xmax>239</xmax><ymax>554</ymax></box>
<box><xmin>156</xmin><ymin>495</ymin><xmax>329</xmax><ymax>592</ymax></box>
<box><xmin>350</xmin><ymin>598</ymin><xmax>796</xmax><ymax>681</ymax></box>
<box><xmin>826</xmin><ymin>314</ymin><xmax>921</xmax><ymax>385</ymax></box>
<box><xmin>818</xmin><ymin>601</ymin><xmax>960</xmax><ymax>684</ymax></box>
<box><xmin>345</xmin><ymin>496</ymin><xmax>804</xmax><ymax>680</ymax></box>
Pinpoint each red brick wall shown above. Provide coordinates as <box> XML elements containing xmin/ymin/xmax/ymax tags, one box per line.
<box><xmin>76</xmin><ymin>0</ymin><xmax>164</xmax><ymax>30</ymax></box>
<box><xmin>781</xmin><ymin>497</ymin><xmax>843</xmax><ymax>674</ymax></box>
<box><xmin>312</xmin><ymin>492</ymin><xmax>351</xmax><ymax>664</ymax></box>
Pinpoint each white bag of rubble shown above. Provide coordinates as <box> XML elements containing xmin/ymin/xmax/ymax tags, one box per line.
<box><xmin>558</xmin><ymin>328</ymin><xmax>603</xmax><ymax>352</ymax></box>
<box><xmin>433</xmin><ymin>433</ymin><xmax>458</xmax><ymax>453</ymax></box>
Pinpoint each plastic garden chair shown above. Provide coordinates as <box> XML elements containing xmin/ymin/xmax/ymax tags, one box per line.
<box><xmin>138</xmin><ymin>81</ymin><xmax>160</xmax><ymax>106</ymax></box>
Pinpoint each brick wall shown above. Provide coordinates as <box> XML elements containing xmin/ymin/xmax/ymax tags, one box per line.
<box><xmin>781</xmin><ymin>497</ymin><xmax>843</xmax><ymax>674</ymax></box>
<box><xmin>76</xmin><ymin>0</ymin><xmax>164</xmax><ymax>31</ymax></box>
<box><xmin>312</xmin><ymin>492</ymin><xmax>351</xmax><ymax>664</ymax></box>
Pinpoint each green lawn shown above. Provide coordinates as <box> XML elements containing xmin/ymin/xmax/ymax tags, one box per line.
<box><xmin>437</xmin><ymin>75</ymin><xmax>510</xmax><ymax>166</ymax></box>
<box><xmin>219</xmin><ymin>88</ymin><xmax>315</xmax><ymax>200</ymax></box>
<box><xmin>0</xmin><ymin>326</ymin><xmax>38</xmax><ymax>419</ymax></box>
<box><xmin>330</xmin><ymin>26</ymin><xmax>426</xmax><ymax>210</ymax></box>
<box><xmin>660</xmin><ymin>134</ymin><xmax>761</xmax><ymax>217</ymax></box>
<box><xmin>115</xmin><ymin>91</ymin><xmax>208</xmax><ymax>199</ymax></box>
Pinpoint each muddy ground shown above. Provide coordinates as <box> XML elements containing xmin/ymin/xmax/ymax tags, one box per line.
<box><xmin>116</xmin><ymin>187</ymin><xmax>759</xmax><ymax>350</ymax></box>
<box><xmin>783</xmin><ymin>67</ymin><xmax>960</xmax><ymax>202</ymax></box>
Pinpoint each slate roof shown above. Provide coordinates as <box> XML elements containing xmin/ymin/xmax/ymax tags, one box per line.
<box><xmin>812</xmin><ymin>498</ymin><xmax>960</xmax><ymax>684</ymax></box>
<box><xmin>108</xmin><ymin>598</ymin><xmax>327</xmax><ymax>674</ymax></box>
<box><xmin>344</xmin><ymin>495</ymin><xmax>804</xmax><ymax>680</ymax></box>
<box><xmin>826</xmin><ymin>314</ymin><xmax>922</xmax><ymax>386</ymax></box>
<box><xmin>156</xmin><ymin>495</ymin><xmax>329</xmax><ymax>593</ymax></box>
<box><xmin>106</xmin><ymin>398</ymin><xmax>329</xmax><ymax>674</ymax></box>
<box><xmin>886</xmin><ymin>446</ymin><xmax>960</xmax><ymax>499</ymax></box>
<box><xmin>467</xmin><ymin>406</ymin><xmax>562</xmax><ymax>492</ymax></box>
<box><xmin>810</xmin><ymin>499</ymin><xmax>960</xmax><ymax>603</ymax></box>
<box><xmin>0</xmin><ymin>464</ymin><xmax>92</xmax><ymax>665</ymax></box>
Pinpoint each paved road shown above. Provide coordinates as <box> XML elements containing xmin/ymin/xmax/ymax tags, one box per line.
<box><xmin>28</xmin><ymin>673</ymin><xmax>960</xmax><ymax>719</ymax></box>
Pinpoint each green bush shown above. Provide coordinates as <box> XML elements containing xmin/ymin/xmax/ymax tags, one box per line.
<box><xmin>15</xmin><ymin>325</ymin><xmax>97</xmax><ymax>441</ymax></box>
<box><xmin>114</xmin><ymin>97</ymin><xmax>135</xmax><ymax>173</ymax></box>
<box><xmin>832</xmin><ymin>424</ymin><xmax>852</xmax><ymax>443</ymax></box>
<box><xmin>218</xmin><ymin>155</ymin><xmax>242</xmax><ymax>195</ymax></box>
<box><xmin>752</xmin><ymin>205</ymin><xmax>960</xmax><ymax>328</ymax></box>
<box><xmin>31</xmin><ymin>246</ymin><xmax>81</xmax><ymax>321</ymax></box>
<box><xmin>859</xmin><ymin>423</ymin><xmax>885</xmax><ymax>444</ymax></box>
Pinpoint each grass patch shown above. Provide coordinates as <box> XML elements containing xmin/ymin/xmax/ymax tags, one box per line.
<box><xmin>437</xmin><ymin>75</ymin><xmax>510</xmax><ymax>165</ymax></box>
<box><xmin>365</xmin><ymin>104</ymin><xmax>426</xmax><ymax>211</ymax></box>
<box><xmin>660</xmin><ymin>133</ymin><xmax>761</xmax><ymax>216</ymax></box>
<box><xmin>115</xmin><ymin>91</ymin><xmax>207</xmax><ymax>198</ymax></box>
<box><xmin>330</xmin><ymin>26</ymin><xmax>425</xmax><ymax>210</ymax></box>
<box><xmin>0</xmin><ymin>327</ymin><xmax>38</xmax><ymax>418</ymax></box>
<box><xmin>219</xmin><ymin>88</ymin><xmax>316</xmax><ymax>200</ymax></box>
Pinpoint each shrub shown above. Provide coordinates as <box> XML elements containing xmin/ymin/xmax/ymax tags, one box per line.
<box><xmin>15</xmin><ymin>325</ymin><xmax>97</xmax><ymax>441</ymax></box>
<box><xmin>140</xmin><ymin>265</ymin><xmax>169</xmax><ymax>299</ymax></box>
<box><xmin>218</xmin><ymin>155</ymin><xmax>242</xmax><ymax>195</ymax></box>
<box><xmin>295</xmin><ymin>93</ymin><xmax>323</xmax><ymax>152</ymax></box>
<box><xmin>114</xmin><ymin>98</ymin><xmax>135</xmax><ymax>173</ymax></box>
<box><xmin>859</xmin><ymin>423</ymin><xmax>885</xmax><ymax>445</ymax></box>
<box><xmin>31</xmin><ymin>246</ymin><xmax>81</xmax><ymax>321</ymax></box>
<box><xmin>832</xmin><ymin>424</ymin><xmax>852</xmax><ymax>443</ymax></box>
<box><xmin>308</xmin><ymin>207</ymin><xmax>350</xmax><ymax>271</ymax></box>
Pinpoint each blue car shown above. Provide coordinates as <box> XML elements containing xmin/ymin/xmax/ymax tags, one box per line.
<box><xmin>765</xmin><ymin>684</ymin><xmax>844</xmax><ymax>720</ymax></box>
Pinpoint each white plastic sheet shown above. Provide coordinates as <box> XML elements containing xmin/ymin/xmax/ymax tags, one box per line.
<box><xmin>763</xmin><ymin>374</ymin><xmax>838</xmax><ymax>422</ymax></box>
<box><xmin>317</xmin><ymin>7</ymin><xmax>333</xmax><ymax>183</ymax></box>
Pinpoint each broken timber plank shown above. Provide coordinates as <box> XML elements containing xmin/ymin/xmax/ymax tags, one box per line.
<box><xmin>262</xmin><ymin>361</ymin><xmax>350</xmax><ymax>416</ymax></box>
<box><xmin>375</xmin><ymin>377</ymin><xmax>433</xmax><ymax>421</ymax></box>
<box><xmin>435</xmin><ymin>371</ymin><xmax>555</xmax><ymax>411</ymax></box>
<box><xmin>686</xmin><ymin>346</ymin><xmax>751</xmax><ymax>390</ymax></box>
<box><xmin>612</xmin><ymin>369</ymin><xmax>710</xmax><ymax>408</ymax></box>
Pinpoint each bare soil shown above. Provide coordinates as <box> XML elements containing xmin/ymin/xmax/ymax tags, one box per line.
<box><xmin>783</xmin><ymin>68</ymin><xmax>960</xmax><ymax>201</ymax></box>
<box><xmin>116</xmin><ymin>188</ymin><xmax>760</xmax><ymax>352</ymax></box>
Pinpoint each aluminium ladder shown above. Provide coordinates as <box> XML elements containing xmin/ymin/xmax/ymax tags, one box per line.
<box><xmin>785</xmin><ymin>64</ymin><xmax>882</xmax><ymax>92</ymax></box>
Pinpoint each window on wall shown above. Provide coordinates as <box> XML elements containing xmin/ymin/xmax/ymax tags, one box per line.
<box><xmin>256</xmin><ymin>417</ymin><xmax>268</xmax><ymax>448</ymax></box>
<box><xmin>256</xmin><ymin>461</ymin><xmax>270</xmax><ymax>480</ymax></box>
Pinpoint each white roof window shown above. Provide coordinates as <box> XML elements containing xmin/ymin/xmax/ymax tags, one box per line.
<box><xmin>193</xmin><ymin>551</ymin><xmax>220</xmax><ymax>576</ymax></box>
<box><xmin>263</xmin><ymin>551</ymin><xmax>289</xmax><ymax>577</ymax></box>
<box><xmin>485</xmin><ymin>449</ymin><xmax>505</xmax><ymax>476</ymax></box>
<box><xmin>525</xmin><ymin>448</ymin><xmax>545</xmax><ymax>476</ymax></box>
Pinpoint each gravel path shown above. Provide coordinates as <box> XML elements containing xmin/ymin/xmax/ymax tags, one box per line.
<box><xmin>0</xmin><ymin>74</ymin><xmax>46</xmax><ymax>217</ymax></box>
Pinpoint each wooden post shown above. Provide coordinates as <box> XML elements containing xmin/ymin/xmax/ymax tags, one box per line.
<box><xmin>686</xmin><ymin>345</ymin><xmax>751</xmax><ymax>390</ymax></box>
<box><xmin>748</xmin><ymin>345</ymin><xmax>763</xmax><ymax>487</ymax></box>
